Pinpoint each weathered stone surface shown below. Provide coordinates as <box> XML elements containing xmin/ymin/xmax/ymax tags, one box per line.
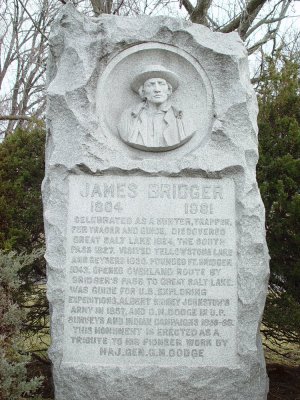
<box><xmin>44</xmin><ymin>4</ymin><xmax>269</xmax><ymax>399</ymax></box>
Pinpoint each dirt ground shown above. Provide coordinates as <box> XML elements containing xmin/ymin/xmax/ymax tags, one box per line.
<box><xmin>267</xmin><ymin>363</ymin><xmax>300</xmax><ymax>400</ymax></box>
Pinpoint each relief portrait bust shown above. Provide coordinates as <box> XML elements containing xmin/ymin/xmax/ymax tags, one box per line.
<box><xmin>118</xmin><ymin>65</ymin><xmax>194</xmax><ymax>152</ymax></box>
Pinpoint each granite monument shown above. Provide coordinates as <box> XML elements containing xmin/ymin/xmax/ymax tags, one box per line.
<box><xmin>44</xmin><ymin>4</ymin><xmax>269</xmax><ymax>399</ymax></box>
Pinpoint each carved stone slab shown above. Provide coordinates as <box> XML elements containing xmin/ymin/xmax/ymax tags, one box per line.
<box><xmin>64</xmin><ymin>176</ymin><xmax>237</xmax><ymax>366</ymax></box>
<box><xmin>44</xmin><ymin>4</ymin><xmax>269</xmax><ymax>400</ymax></box>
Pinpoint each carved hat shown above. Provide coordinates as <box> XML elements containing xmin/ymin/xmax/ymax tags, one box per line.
<box><xmin>131</xmin><ymin>65</ymin><xmax>179</xmax><ymax>93</ymax></box>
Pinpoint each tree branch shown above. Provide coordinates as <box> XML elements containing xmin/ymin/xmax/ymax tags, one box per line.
<box><xmin>245</xmin><ymin>15</ymin><xmax>289</xmax><ymax>39</ymax></box>
<box><xmin>17</xmin><ymin>0</ymin><xmax>48</xmax><ymax>40</ymax></box>
<box><xmin>248</xmin><ymin>0</ymin><xmax>293</xmax><ymax>40</ymax></box>
<box><xmin>247</xmin><ymin>0</ymin><xmax>291</xmax><ymax>54</ymax></box>
<box><xmin>239</xmin><ymin>3</ymin><xmax>265</xmax><ymax>39</ymax></box>
<box><xmin>221</xmin><ymin>0</ymin><xmax>269</xmax><ymax>34</ymax></box>
<box><xmin>0</xmin><ymin>114</ymin><xmax>34</xmax><ymax>121</ymax></box>
<box><xmin>190</xmin><ymin>0</ymin><xmax>213</xmax><ymax>25</ymax></box>
<box><xmin>181</xmin><ymin>0</ymin><xmax>195</xmax><ymax>17</ymax></box>
<box><xmin>206</xmin><ymin>15</ymin><xmax>220</xmax><ymax>30</ymax></box>
<box><xmin>113</xmin><ymin>0</ymin><xmax>125</xmax><ymax>14</ymax></box>
<box><xmin>90</xmin><ymin>0</ymin><xmax>113</xmax><ymax>16</ymax></box>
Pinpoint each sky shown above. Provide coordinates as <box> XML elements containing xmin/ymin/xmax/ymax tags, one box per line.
<box><xmin>0</xmin><ymin>0</ymin><xmax>299</xmax><ymax>141</ymax></box>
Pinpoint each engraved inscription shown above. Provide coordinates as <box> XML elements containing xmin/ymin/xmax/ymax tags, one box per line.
<box><xmin>63</xmin><ymin>176</ymin><xmax>237</xmax><ymax>366</ymax></box>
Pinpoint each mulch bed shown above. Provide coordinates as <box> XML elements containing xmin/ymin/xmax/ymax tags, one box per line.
<box><xmin>267</xmin><ymin>363</ymin><xmax>300</xmax><ymax>400</ymax></box>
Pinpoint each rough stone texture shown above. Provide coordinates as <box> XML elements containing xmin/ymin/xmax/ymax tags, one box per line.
<box><xmin>44</xmin><ymin>4</ymin><xmax>269</xmax><ymax>399</ymax></box>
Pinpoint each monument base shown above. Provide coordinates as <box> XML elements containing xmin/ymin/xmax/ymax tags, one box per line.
<box><xmin>53</xmin><ymin>363</ymin><xmax>268</xmax><ymax>400</ymax></box>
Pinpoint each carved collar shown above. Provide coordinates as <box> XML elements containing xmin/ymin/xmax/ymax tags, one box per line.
<box><xmin>131</xmin><ymin>101</ymin><xmax>182</xmax><ymax>118</ymax></box>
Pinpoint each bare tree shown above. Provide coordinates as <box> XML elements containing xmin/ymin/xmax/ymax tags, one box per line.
<box><xmin>54</xmin><ymin>0</ymin><xmax>299</xmax><ymax>44</ymax></box>
<box><xmin>0</xmin><ymin>0</ymin><xmax>298</xmax><ymax>138</ymax></box>
<box><xmin>177</xmin><ymin>0</ymin><xmax>297</xmax><ymax>54</ymax></box>
<box><xmin>0</xmin><ymin>0</ymin><xmax>57</xmax><ymax>137</ymax></box>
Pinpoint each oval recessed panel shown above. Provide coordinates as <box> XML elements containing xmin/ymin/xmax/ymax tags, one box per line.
<box><xmin>96</xmin><ymin>43</ymin><xmax>214</xmax><ymax>158</ymax></box>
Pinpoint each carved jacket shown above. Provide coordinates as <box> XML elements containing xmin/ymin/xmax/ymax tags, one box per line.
<box><xmin>118</xmin><ymin>101</ymin><xmax>191</xmax><ymax>149</ymax></box>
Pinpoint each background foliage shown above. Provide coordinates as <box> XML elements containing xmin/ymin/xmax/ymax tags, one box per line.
<box><xmin>0</xmin><ymin>127</ymin><xmax>45</xmax><ymax>252</ymax></box>
<box><xmin>257</xmin><ymin>55</ymin><xmax>300</xmax><ymax>349</ymax></box>
<box><xmin>0</xmin><ymin>250</ymin><xmax>43</xmax><ymax>400</ymax></box>
<box><xmin>0</xmin><ymin>127</ymin><xmax>50</xmax><ymax>399</ymax></box>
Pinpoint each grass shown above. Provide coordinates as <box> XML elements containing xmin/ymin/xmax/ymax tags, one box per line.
<box><xmin>262</xmin><ymin>325</ymin><xmax>300</xmax><ymax>367</ymax></box>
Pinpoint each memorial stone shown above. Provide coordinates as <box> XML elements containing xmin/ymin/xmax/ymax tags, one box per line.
<box><xmin>44</xmin><ymin>4</ymin><xmax>270</xmax><ymax>399</ymax></box>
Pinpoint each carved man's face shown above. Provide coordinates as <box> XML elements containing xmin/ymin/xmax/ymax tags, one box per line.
<box><xmin>142</xmin><ymin>78</ymin><xmax>171</xmax><ymax>104</ymax></box>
